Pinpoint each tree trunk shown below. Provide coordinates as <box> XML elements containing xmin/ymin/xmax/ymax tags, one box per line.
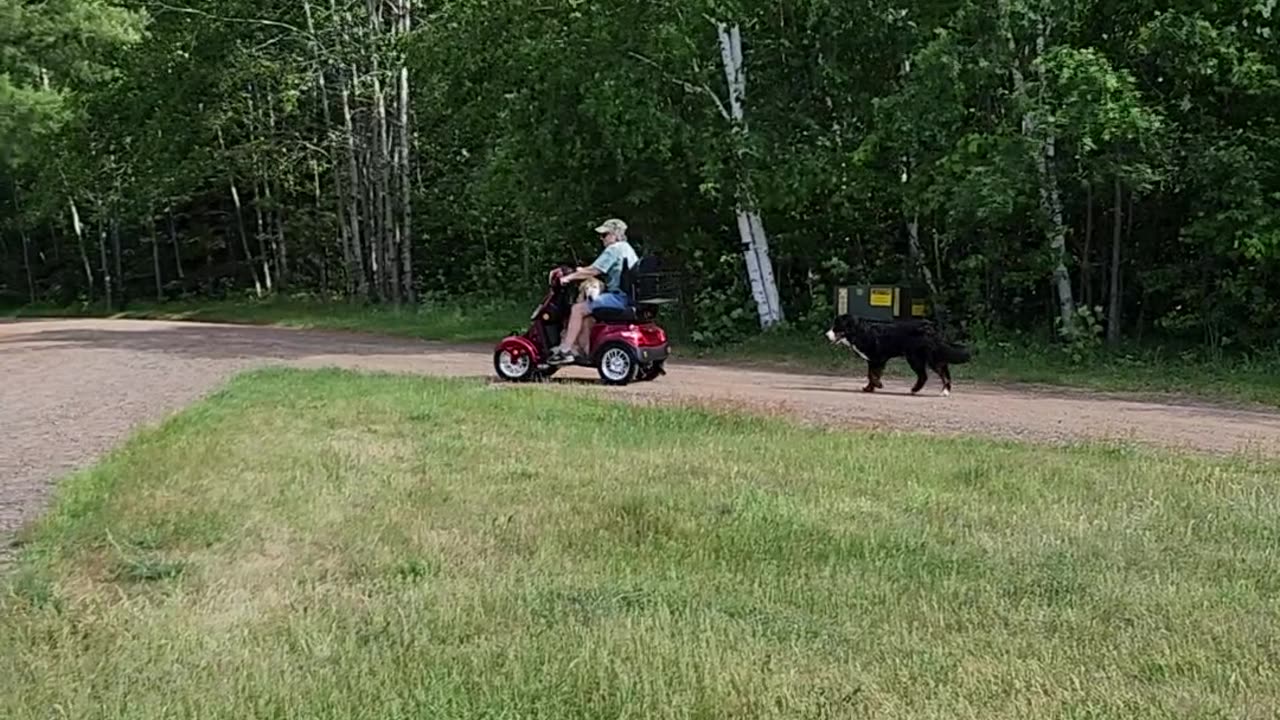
<box><xmin>265</xmin><ymin>96</ymin><xmax>289</xmax><ymax>288</ymax></box>
<box><xmin>1082</xmin><ymin>179</ymin><xmax>1094</xmax><ymax>308</ymax></box>
<box><xmin>252</xmin><ymin>181</ymin><xmax>274</xmax><ymax>293</ymax></box>
<box><xmin>342</xmin><ymin>77</ymin><xmax>370</xmax><ymax>299</ymax></box>
<box><xmin>20</xmin><ymin>225</ymin><xmax>35</xmax><ymax>303</ymax></box>
<box><xmin>50</xmin><ymin>223</ymin><xmax>61</xmax><ymax>264</ymax></box>
<box><xmin>151</xmin><ymin>211</ymin><xmax>163</xmax><ymax>301</ymax></box>
<box><xmin>1107</xmin><ymin>177</ymin><xmax>1123</xmax><ymax>346</ymax></box>
<box><xmin>372</xmin><ymin>56</ymin><xmax>399</xmax><ymax>304</ymax></box>
<box><xmin>245</xmin><ymin>93</ymin><xmax>274</xmax><ymax>294</ymax></box>
<box><xmin>899</xmin><ymin>57</ymin><xmax>939</xmax><ymax>299</ymax></box>
<box><xmin>271</xmin><ymin>182</ymin><xmax>288</xmax><ymax>289</ymax></box>
<box><xmin>97</xmin><ymin>210</ymin><xmax>113</xmax><ymax>311</ymax></box>
<box><xmin>716</xmin><ymin>21</ymin><xmax>783</xmax><ymax>328</ymax></box>
<box><xmin>12</xmin><ymin>182</ymin><xmax>35</xmax><ymax>303</ymax></box>
<box><xmin>1001</xmin><ymin>0</ymin><xmax>1076</xmax><ymax>335</ymax></box>
<box><xmin>230</xmin><ymin>180</ymin><xmax>263</xmax><ymax>297</ymax></box>
<box><xmin>70</xmin><ymin>199</ymin><xmax>95</xmax><ymax>301</ymax></box>
<box><xmin>110</xmin><ymin>211</ymin><xmax>123</xmax><ymax>307</ymax></box>
<box><xmin>218</xmin><ymin>124</ymin><xmax>263</xmax><ymax>297</ymax></box>
<box><xmin>168</xmin><ymin>208</ymin><xmax>184</xmax><ymax>279</ymax></box>
<box><xmin>1041</xmin><ymin>134</ymin><xmax>1076</xmax><ymax>334</ymax></box>
<box><xmin>366</xmin><ymin>0</ymin><xmax>395</xmax><ymax>302</ymax></box>
<box><xmin>397</xmin><ymin>0</ymin><xmax>415</xmax><ymax>303</ymax></box>
<box><xmin>1033</xmin><ymin>16</ymin><xmax>1076</xmax><ymax>334</ymax></box>
<box><xmin>303</xmin><ymin>0</ymin><xmax>357</xmax><ymax>295</ymax></box>
<box><xmin>313</xmin><ymin>159</ymin><xmax>342</xmax><ymax>296</ymax></box>
<box><xmin>359</xmin><ymin>108</ymin><xmax>383</xmax><ymax>300</ymax></box>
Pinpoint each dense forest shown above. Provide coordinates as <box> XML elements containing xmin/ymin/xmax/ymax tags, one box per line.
<box><xmin>2</xmin><ymin>0</ymin><xmax>1278</xmax><ymax>351</ymax></box>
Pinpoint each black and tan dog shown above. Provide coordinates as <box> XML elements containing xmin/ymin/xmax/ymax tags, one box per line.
<box><xmin>825</xmin><ymin>314</ymin><xmax>971</xmax><ymax>396</ymax></box>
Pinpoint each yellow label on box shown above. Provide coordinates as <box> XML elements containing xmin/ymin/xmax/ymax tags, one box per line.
<box><xmin>911</xmin><ymin>300</ymin><xmax>927</xmax><ymax>316</ymax></box>
<box><xmin>869</xmin><ymin>288</ymin><xmax>893</xmax><ymax>307</ymax></box>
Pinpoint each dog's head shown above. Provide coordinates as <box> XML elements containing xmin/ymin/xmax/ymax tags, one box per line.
<box><xmin>577</xmin><ymin>277</ymin><xmax>605</xmax><ymax>302</ymax></box>
<box><xmin>824</xmin><ymin>314</ymin><xmax>863</xmax><ymax>347</ymax></box>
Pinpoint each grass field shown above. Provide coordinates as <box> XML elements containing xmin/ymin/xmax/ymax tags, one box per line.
<box><xmin>3</xmin><ymin>371</ymin><xmax>1278</xmax><ymax>718</ymax></box>
<box><xmin>10</xmin><ymin>296</ymin><xmax>1280</xmax><ymax>407</ymax></box>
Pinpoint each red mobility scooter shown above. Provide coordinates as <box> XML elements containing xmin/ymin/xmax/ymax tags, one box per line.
<box><xmin>493</xmin><ymin>258</ymin><xmax>675</xmax><ymax>385</ymax></box>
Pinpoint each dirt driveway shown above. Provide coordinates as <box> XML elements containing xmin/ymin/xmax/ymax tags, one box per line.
<box><xmin>4</xmin><ymin>318</ymin><xmax>1279</xmax><ymax>564</ymax></box>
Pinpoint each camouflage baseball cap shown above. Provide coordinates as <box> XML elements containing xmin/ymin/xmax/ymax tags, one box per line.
<box><xmin>594</xmin><ymin>218</ymin><xmax>628</xmax><ymax>236</ymax></box>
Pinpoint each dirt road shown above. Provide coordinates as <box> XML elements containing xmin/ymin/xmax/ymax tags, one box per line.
<box><xmin>4</xmin><ymin>318</ymin><xmax>1278</xmax><ymax>564</ymax></box>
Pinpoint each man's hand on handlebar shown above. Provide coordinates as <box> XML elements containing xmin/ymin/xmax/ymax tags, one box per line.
<box><xmin>552</xmin><ymin>265</ymin><xmax>592</xmax><ymax>286</ymax></box>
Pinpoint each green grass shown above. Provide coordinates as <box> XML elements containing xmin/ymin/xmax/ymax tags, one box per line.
<box><xmin>10</xmin><ymin>297</ymin><xmax>1280</xmax><ymax>406</ymax></box>
<box><xmin>3</xmin><ymin>370</ymin><xmax>1279</xmax><ymax>718</ymax></box>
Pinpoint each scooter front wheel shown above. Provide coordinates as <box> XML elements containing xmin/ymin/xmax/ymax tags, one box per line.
<box><xmin>494</xmin><ymin>348</ymin><xmax>536</xmax><ymax>382</ymax></box>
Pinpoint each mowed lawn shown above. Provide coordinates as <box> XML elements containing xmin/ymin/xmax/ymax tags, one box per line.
<box><xmin>2</xmin><ymin>372</ymin><xmax>1278</xmax><ymax>719</ymax></box>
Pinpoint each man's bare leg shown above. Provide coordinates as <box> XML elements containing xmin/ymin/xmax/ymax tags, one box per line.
<box><xmin>553</xmin><ymin>302</ymin><xmax>590</xmax><ymax>360</ymax></box>
<box><xmin>576</xmin><ymin>317</ymin><xmax>595</xmax><ymax>355</ymax></box>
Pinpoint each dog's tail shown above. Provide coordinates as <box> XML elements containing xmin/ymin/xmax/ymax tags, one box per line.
<box><xmin>942</xmin><ymin>342</ymin><xmax>972</xmax><ymax>364</ymax></box>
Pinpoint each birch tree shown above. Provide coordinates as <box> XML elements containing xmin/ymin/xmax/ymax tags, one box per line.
<box><xmin>715</xmin><ymin>21</ymin><xmax>783</xmax><ymax>328</ymax></box>
<box><xmin>996</xmin><ymin>0</ymin><xmax>1077</xmax><ymax>335</ymax></box>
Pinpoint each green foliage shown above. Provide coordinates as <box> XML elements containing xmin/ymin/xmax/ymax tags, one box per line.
<box><xmin>1056</xmin><ymin>304</ymin><xmax>1106</xmax><ymax>363</ymax></box>
<box><xmin>1</xmin><ymin>0</ymin><xmax>1279</xmax><ymax>355</ymax></box>
<box><xmin>0</xmin><ymin>0</ymin><xmax>146</xmax><ymax>163</ymax></box>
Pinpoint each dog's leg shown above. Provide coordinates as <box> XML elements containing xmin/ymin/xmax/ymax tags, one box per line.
<box><xmin>864</xmin><ymin>362</ymin><xmax>885</xmax><ymax>393</ymax></box>
<box><xmin>932</xmin><ymin>361</ymin><xmax>952</xmax><ymax>397</ymax></box>
<box><xmin>908</xmin><ymin>354</ymin><xmax>929</xmax><ymax>395</ymax></box>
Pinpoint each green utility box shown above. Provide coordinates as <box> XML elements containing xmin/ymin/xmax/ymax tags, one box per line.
<box><xmin>835</xmin><ymin>285</ymin><xmax>931</xmax><ymax>322</ymax></box>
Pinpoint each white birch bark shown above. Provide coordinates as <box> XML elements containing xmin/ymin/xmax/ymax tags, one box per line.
<box><xmin>252</xmin><ymin>180</ymin><xmax>274</xmax><ymax>293</ymax></box>
<box><xmin>397</xmin><ymin>0</ymin><xmax>415</xmax><ymax>303</ymax></box>
<box><xmin>217</xmin><ymin>125</ymin><xmax>264</xmax><ymax>297</ymax></box>
<box><xmin>716</xmin><ymin>21</ymin><xmax>783</xmax><ymax>328</ymax></box>
<box><xmin>96</xmin><ymin>204</ymin><xmax>113</xmax><ymax>310</ymax></box>
<box><xmin>341</xmin><ymin>77</ymin><xmax>370</xmax><ymax>298</ymax></box>
<box><xmin>265</xmin><ymin>96</ymin><xmax>289</xmax><ymax>287</ymax></box>
<box><xmin>303</xmin><ymin>0</ymin><xmax>357</xmax><ymax>294</ymax></box>
<box><xmin>70</xmin><ymin>199</ymin><xmax>95</xmax><ymax>299</ymax></box>
<box><xmin>373</xmin><ymin>60</ymin><xmax>398</xmax><ymax>303</ymax></box>
<box><xmin>1000</xmin><ymin>0</ymin><xmax>1077</xmax><ymax>334</ymax></box>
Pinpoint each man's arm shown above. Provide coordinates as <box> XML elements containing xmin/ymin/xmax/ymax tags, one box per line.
<box><xmin>560</xmin><ymin>246</ymin><xmax>614</xmax><ymax>283</ymax></box>
<box><xmin>560</xmin><ymin>265</ymin><xmax>603</xmax><ymax>283</ymax></box>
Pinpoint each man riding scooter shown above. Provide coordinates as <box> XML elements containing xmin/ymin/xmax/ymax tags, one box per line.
<box><xmin>547</xmin><ymin>218</ymin><xmax>638</xmax><ymax>365</ymax></box>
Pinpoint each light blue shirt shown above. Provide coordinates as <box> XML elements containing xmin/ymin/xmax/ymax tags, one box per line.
<box><xmin>590</xmin><ymin>240</ymin><xmax>639</xmax><ymax>293</ymax></box>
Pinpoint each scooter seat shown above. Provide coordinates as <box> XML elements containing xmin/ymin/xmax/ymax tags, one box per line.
<box><xmin>591</xmin><ymin>306</ymin><xmax>638</xmax><ymax>323</ymax></box>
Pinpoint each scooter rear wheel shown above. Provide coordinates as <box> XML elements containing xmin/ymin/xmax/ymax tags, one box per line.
<box><xmin>596</xmin><ymin>344</ymin><xmax>639</xmax><ymax>386</ymax></box>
